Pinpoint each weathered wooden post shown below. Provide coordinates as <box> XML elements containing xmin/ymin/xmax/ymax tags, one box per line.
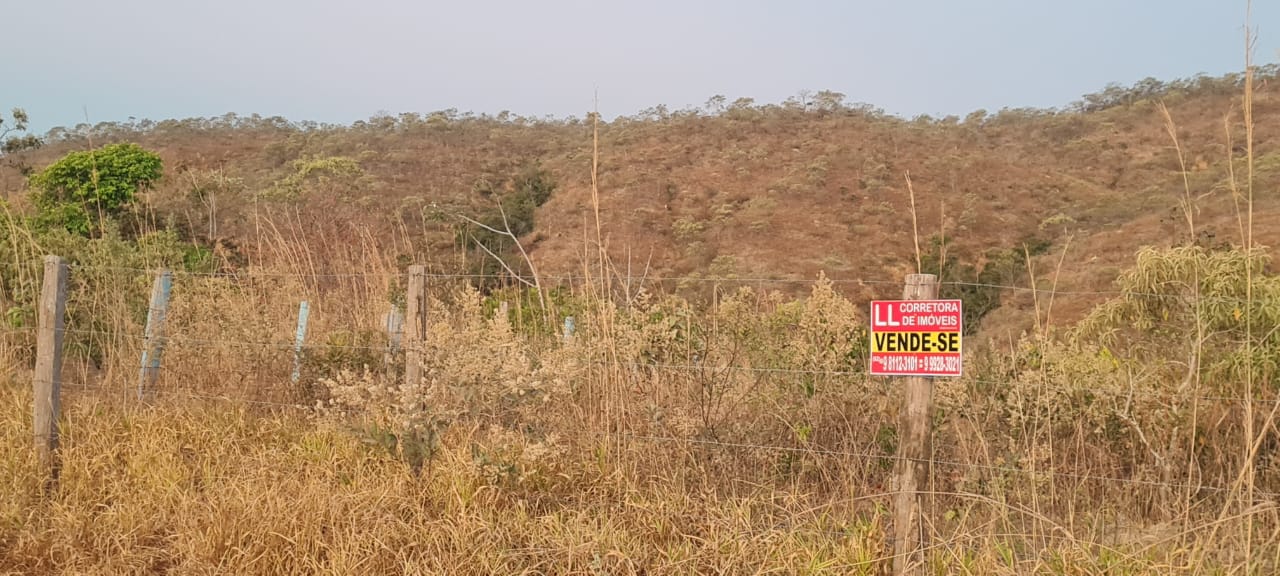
<box><xmin>138</xmin><ymin>269</ymin><xmax>172</xmax><ymax>401</ymax></box>
<box><xmin>404</xmin><ymin>266</ymin><xmax>427</xmax><ymax>390</ymax></box>
<box><xmin>291</xmin><ymin>300</ymin><xmax>310</xmax><ymax>384</ymax></box>
<box><xmin>34</xmin><ymin>255</ymin><xmax>67</xmax><ymax>486</ymax></box>
<box><xmin>893</xmin><ymin>273</ymin><xmax>939</xmax><ymax>575</ymax></box>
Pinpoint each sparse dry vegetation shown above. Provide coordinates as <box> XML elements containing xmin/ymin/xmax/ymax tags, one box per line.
<box><xmin>0</xmin><ymin>46</ymin><xmax>1278</xmax><ymax>575</ymax></box>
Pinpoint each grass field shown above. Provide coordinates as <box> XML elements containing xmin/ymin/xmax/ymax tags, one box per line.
<box><xmin>5</xmin><ymin>382</ymin><xmax>1274</xmax><ymax>575</ymax></box>
<box><xmin>2</xmin><ymin>251</ymin><xmax>1277</xmax><ymax>575</ymax></box>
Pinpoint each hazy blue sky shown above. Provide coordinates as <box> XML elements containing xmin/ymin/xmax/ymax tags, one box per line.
<box><xmin>5</xmin><ymin>0</ymin><xmax>1276</xmax><ymax>134</ymax></box>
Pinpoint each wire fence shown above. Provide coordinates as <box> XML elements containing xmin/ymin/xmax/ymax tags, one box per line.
<box><xmin>7</xmin><ymin>260</ymin><xmax>1280</xmax><ymax>526</ymax></box>
<box><xmin>9</xmin><ymin>322</ymin><xmax>1267</xmax><ymax>407</ymax></box>
<box><xmin>28</xmin><ymin>329</ymin><xmax>1280</xmax><ymax>499</ymax></box>
<box><xmin>11</xmin><ymin>262</ymin><xmax>1268</xmax><ymax>303</ymax></box>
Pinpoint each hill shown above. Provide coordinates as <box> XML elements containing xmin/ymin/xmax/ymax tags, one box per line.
<box><xmin>3</xmin><ymin>68</ymin><xmax>1278</xmax><ymax>341</ymax></box>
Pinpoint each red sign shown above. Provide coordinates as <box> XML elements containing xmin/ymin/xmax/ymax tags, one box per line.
<box><xmin>869</xmin><ymin>299</ymin><xmax>963</xmax><ymax>377</ymax></box>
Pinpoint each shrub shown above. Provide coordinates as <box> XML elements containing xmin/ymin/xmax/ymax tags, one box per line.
<box><xmin>672</xmin><ymin>217</ymin><xmax>704</xmax><ymax>242</ymax></box>
<box><xmin>29</xmin><ymin>143</ymin><xmax>162</xmax><ymax>235</ymax></box>
<box><xmin>267</xmin><ymin>155</ymin><xmax>365</xmax><ymax>200</ymax></box>
<box><xmin>459</xmin><ymin>163</ymin><xmax>557</xmax><ymax>286</ymax></box>
<box><xmin>921</xmin><ymin>236</ymin><xmax>1048</xmax><ymax>335</ymax></box>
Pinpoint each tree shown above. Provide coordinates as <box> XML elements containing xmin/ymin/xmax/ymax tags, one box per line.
<box><xmin>963</xmin><ymin>109</ymin><xmax>988</xmax><ymax>125</ymax></box>
<box><xmin>705</xmin><ymin>95</ymin><xmax>727</xmax><ymax>114</ymax></box>
<box><xmin>30</xmin><ymin>142</ymin><xmax>163</xmax><ymax>235</ymax></box>
<box><xmin>920</xmin><ymin>236</ymin><xmax>1047</xmax><ymax>335</ymax></box>
<box><xmin>1</xmin><ymin>107</ymin><xmax>43</xmax><ymax>175</ymax></box>
<box><xmin>456</xmin><ymin>163</ymin><xmax>557</xmax><ymax>288</ymax></box>
<box><xmin>1</xmin><ymin>107</ymin><xmax>41</xmax><ymax>153</ymax></box>
<box><xmin>813</xmin><ymin>90</ymin><xmax>847</xmax><ymax>113</ymax></box>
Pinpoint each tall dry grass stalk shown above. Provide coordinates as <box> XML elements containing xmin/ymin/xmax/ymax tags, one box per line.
<box><xmin>905</xmin><ymin>171</ymin><xmax>922</xmax><ymax>274</ymax></box>
<box><xmin>573</xmin><ymin>96</ymin><xmax>628</xmax><ymax>442</ymax></box>
<box><xmin>1220</xmin><ymin>7</ymin><xmax>1265</xmax><ymax>568</ymax></box>
<box><xmin>1233</xmin><ymin>9</ymin><xmax>1278</xmax><ymax>569</ymax></box>
<box><xmin>1156</xmin><ymin>98</ymin><xmax>1208</xmax><ymax>546</ymax></box>
<box><xmin>1194</xmin><ymin>6</ymin><xmax>1277</xmax><ymax>571</ymax></box>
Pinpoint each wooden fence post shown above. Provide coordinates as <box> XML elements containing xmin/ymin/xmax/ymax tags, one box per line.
<box><xmin>291</xmin><ymin>300</ymin><xmax>310</xmax><ymax>384</ymax></box>
<box><xmin>405</xmin><ymin>266</ymin><xmax>427</xmax><ymax>390</ymax></box>
<box><xmin>138</xmin><ymin>269</ymin><xmax>173</xmax><ymax>401</ymax></box>
<box><xmin>34</xmin><ymin>255</ymin><xmax>67</xmax><ymax>486</ymax></box>
<box><xmin>893</xmin><ymin>273</ymin><xmax>939</xmax><ymax>575</ymax></box>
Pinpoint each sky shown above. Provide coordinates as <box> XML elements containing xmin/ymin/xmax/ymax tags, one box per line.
<box><xmin>4</xmin><ymin>0</ymin><xmax>1277</xmax><ymax>135</ymax></box>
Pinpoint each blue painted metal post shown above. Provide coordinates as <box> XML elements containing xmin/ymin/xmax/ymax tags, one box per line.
<box><xmin>384</xmin><ymin>305</ymin><xmax>404</xmax><ymax>354</ymax></box>
<box><xmin>380</xmin><ymin>304</ymin><xmax>404</xmax><ymax>374</ymax></box>
<box><xmin>138</xmin><ymin>270</ymin><xmax>173</xmax><ymax>401</ymax></box>
<box><xmin>292</xmin><ymin>300</ymin><xmax>310</xmax><ymax>384</ymax></box>
<box><xmin>563</xmin><ymin>316</ymin><xmax>575</xmax><ymax>342</ymax></box>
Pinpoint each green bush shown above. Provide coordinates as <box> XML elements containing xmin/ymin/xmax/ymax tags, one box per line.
<box><xmin>921</xmin><ymin>236</ymin><xmax>1049</xmax><ymax>335</ymax></box>
<box><xmin>460</xmin><ymin>163</ymin><xmax>557</xmax><ymax>287</ymax></box>
<box><xmin>29</xmin><ymin>143</ymin><xmax>162</xmax><ymax>235</ymax></box>
<box><xmin>0</xmin><ymin>210</ymin><xmax>217</xmax><ymax>366</ymax></box>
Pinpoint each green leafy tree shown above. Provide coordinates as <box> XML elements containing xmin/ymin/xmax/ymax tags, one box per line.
<box><xmin>468</xmin><ymin>163</ymin><xmax>556</xmax><ymax>246</ymax></box>
<box><xmin>29</xmin><ymin>143</ymin><xmax>163</xmax><ymax>235</ymax></box>
<box><xmin>1</xmin><ymin>107</ymin><xmax>43</xmax><ymax>175</ymax></box>
<box><xmin>921</xmin><ymin>236</ymin><xmax>1048</xmax><ymax>335</ymax></box>
<box><xmin>458</xmin><ymin>163</ymin><xmax>557</xmax><ymax>286</ymax></box>
<box><xmin>1</xmin><ymin>107</ymin><xmax>41</xmax><ymax>153</ymax></box>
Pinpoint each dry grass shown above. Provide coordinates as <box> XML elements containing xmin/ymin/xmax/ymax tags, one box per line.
<box><xmin>1</xmin><ymin>380</ymin><xmax>1262</xmax><ymax>576</ymax></box>
<box><xmin>0</xmin><ymin>258</ymin><xmax>1275</xmax><ymax>574</ymax></box>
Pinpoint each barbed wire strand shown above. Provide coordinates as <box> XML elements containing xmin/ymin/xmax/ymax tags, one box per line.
<box><xmin>10</xmin><ymin>262</ymin><xmax>1275</xmax><ymax>501</ymax></box>
<box><xmin>39</xmin><ymin>262</ymin><xmax>1276</xmax><ymax>302</ymax></box>
<box><xmin>23</xmin><ymin>377</ymin><xmax>1193</xmax><ymax>563</ymax></box>
<box><xmin>42</xmin><ymin>325</ymin><xmax>1270</xmax><ymax>406</ymax></box>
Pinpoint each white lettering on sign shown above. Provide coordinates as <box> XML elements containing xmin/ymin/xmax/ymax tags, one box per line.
<box><xmin>883</xmin><ymin>356</ymin><xmax>919</xmax><ymax>372</ymax></box>
<box><xmin>872</xmin><ymin>305</ymin><xmax>900</xmax><ymax>327</ymax></box>
<box><xmin>896</xmin><ymin>301</ymin><xmax>961</xmax><ymax>314</ymax></box>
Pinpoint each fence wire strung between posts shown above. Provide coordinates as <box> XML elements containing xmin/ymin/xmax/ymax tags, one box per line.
<box><xmin>18</xmin><ymin>262</ymin><xmax>1280</xmax><ymax>468</ymax></box>
<box><xmin>36</xmin><ymin>262</ymin><xmax>1275</xmax><ymax>302</ymax></box>
<box><xmin>16</xmin><ymin>323</ymin><xmax>1272</xmax><ymax>408</ymax></box>
<box><xmin>15</xmin><ymin>257</ymin><xmax>1280</xmax><ymax>574</ymax></box>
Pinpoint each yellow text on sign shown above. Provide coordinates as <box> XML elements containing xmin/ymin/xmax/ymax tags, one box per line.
<box><xmin>871</xmin><ymin>332</ymin><xmax>962</xmax><ymax>354</ymax></box>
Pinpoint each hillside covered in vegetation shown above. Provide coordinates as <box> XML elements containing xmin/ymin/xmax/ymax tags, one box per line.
<box><xmin>3</xmin><ymin>68</ymin><xmax>1278</xmax><ymax>341</ymax></box>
